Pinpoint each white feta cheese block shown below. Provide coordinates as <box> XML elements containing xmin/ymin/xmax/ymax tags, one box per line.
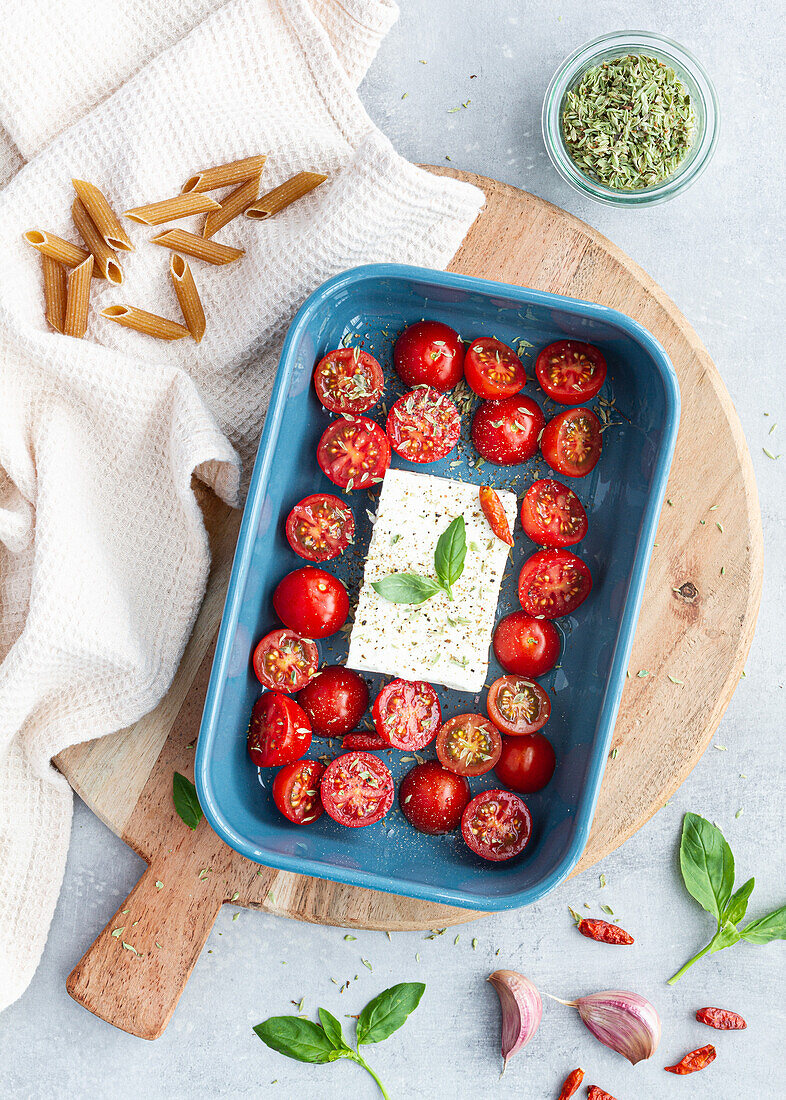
<box><xmin>347</xmin><ymin>469</ymin><xmax>517</xmax><ymax>694</ymax></box>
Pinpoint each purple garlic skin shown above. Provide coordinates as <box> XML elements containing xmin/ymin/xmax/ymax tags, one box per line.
<box><xmin>575</xmin><ymin>989</ymin><xmax>661</xmax><ymax>1065</ymax></box>
<box><xmin>488</xmin><ymin>970</ymin><xmax>543</xmax><ymax>1067</ymax></box>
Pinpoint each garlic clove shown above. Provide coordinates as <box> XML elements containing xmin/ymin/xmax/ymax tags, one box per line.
<box><xmin>487</xmin><ymin>970</ymin><xmax>543</xmax><ymax>1068</ymax></box>
<box><xmin>574</xmin><ymin>989</ymin><xmax>661</xmax><ymax>1065</ymax></box>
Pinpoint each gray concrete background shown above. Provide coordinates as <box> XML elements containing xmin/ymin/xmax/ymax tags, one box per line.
<box><xmin>2</xmin><ymin>2</ymin><xmax>784</xmax><ymax>1097</ymax></box>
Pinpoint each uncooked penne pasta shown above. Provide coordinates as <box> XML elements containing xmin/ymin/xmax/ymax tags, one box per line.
<box><xmin>245</xmin><ymin>172</ymin><xmax>327</xmax><ymax>220</ymax></box>
<box><xmin>202</xmin><ymin>174</ymin><xmax>261</xmax><ymax>238</ymax></box>
<box><xmin>170</xmin><ymin>254</ymin><xmax>206</xmax><ymax>342</ymax></box>
<box><xmin>24</xmin><ymin>229</ymin><xmax>91</xmax><ymax>269</ymax></box>
<box><xmin>41</xmin><ymin>255</ymin><xmax>67</xmax><ymax>333</ymax></box>
<box><xmin>150</xmin><ymin>228</ymin><xmax>244</xmax><ymax>265</ymax></box>
<box><xmin>63</xmin><ymin>255</ymin><xmax>94</xmax><ymax>338</ymax></box>
<box><xmin>101</xmin><ymin>304</ymin><xmax>190</xmax><ymax>341</ymax></box>
<box><xmin>71</xmin><ymin>199</ymin><xmax>123</xmax><ymax>284</ymax></box>
<box><xmin>124</xmin><ymin>193</ymin><xmax>220</xmax><ymax>226</ymax></box>
<box><xmin>181</xmin><ymin>154</ymin><xmax>267</xmax><ymax>193</ymax></box>
<box><xmin>72</xmin><ymin>179</ymin><xmax>135</xmax><ymax>252</ymax></box>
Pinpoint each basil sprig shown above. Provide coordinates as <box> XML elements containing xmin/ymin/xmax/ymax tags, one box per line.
<box><xmin>668</xmin><ymin>812</ymin><xmax>786</xmax><ymax>983</ymax></box>
<box><xmin>172</xmin><ymin>771</ymin><xmax>203</xmax><ymax>830</ymax></box>
<box><xmin>372</xmin><ymin>516</ymin><xmax>466</xmax><ymax>604</ymax></box>
<box><xmin>253</xmin><ymin>982</ymin><xmax>425</xmax><ymax>1099</ymax></box>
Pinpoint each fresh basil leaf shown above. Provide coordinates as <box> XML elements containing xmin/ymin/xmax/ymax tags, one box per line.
<box><xmin>371</xmin><ymin>574</ymin><xmax>442</xmax><ymax>604</ymax></box>
<box><xmin>709</xmin><ymin>919</ymin><xmax>740</xmax><ymax>954</ymax></box>
<box><xmin>172</xmin><ymin>771</ymin><xmax>203</xmax><ymax>830</ymax></box>
<box><xmin>723</xmin><ymin>876</ymin><xmax>755</xmax><ymax>926</ymax></box>
<box><xmin>252</xmin><ymin>1016</ymin><xmax>336</xmax><ymax>1063</ymax></box>
<box><xmin>740</xmin><ymin>904</ymin><xmax>786</xmax><ymax>945</ymax></box>
<box><xmin>679</xmin><ymin>812</ymin><xmax>735</xmax><ymax>922</ymax></box>
<box><xmin>318</xmin><ymin>1007</ymin><xmax>350</xmax><ymax>1052</ymax></box>
<box><xmin>433</xmin><ymin>516</ymin><xmax>466</xmax><ymax>593</ymax></box>
<box><xmin>356</xmin><ymin>982</ymin><xmax>425</xmax><ymax>1046</ymax></box>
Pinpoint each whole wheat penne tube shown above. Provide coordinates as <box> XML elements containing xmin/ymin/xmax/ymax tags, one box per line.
<box><xmin>72</xmin><ymin>179</ymin><xmax>135</xmax><ymax>252</ymax></box>
<box><xmin>150</xmin><ymin>228</ymin><xmax>244</xmax><ymax>265</ymax></box>
<box><xmin>71</xmin><ymin>199</ymin><xmax>123</xmax><ymax>284</ymax></box>
<box><xmin>63</xmin><ymin>255</ymin><xmax>93</xmax><ymax>338</ymax></box>
<box><xmin>182</xmin><ymin>155</ymin><xmax>267</xmax><ymax>193</ymax></box>
<box><xmin>24</xmin><ymin>230</ymin><xmax>91</xmax><ymax>269</ymax></box>
<box><xmin>202</xmin><ymin>174</ymin><xmax>261</xmax><ymax>238</ymax></box>
<box><xmin>245</xmin><ymin>172</ymin><xmax>327</xmax><ymax>220</ymax></box>
<box><xmin>124</xmin><ymin>193</ymin><xmax>221</xmax><ymax>226</ymax></box>
<box><xmin>170</xmin><ymin>254</ymin><xmax>206</xmax><ymax>342</ymax></box>
<box><xmin>41</xmin><ymin>255</ymin><xmax>67</xmax><ymax>333</ymax></box>
<box><xmin>101</xmin><ymin>304</ymin><xmax>190</xmax><ymax>341</ymax></box>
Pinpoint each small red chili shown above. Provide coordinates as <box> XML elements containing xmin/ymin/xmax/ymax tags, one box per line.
<box><xmin>556</xmin><ymin>1066</ymin><xmax>584</xmax><ymax>1098</ymax></box>
<box><xmin>696</xmin><ymin>1006</ymin><xmax>747</xmax><ymax>1030</ymax></box>
<box><xmin>341</xmin><ymin>732</ymin><xmax>388</xmax><ymax>751</ymax></box>
<box><xmin>665</xmin><ymin>1044</ymin><xmax>717</xmax><ymax>1074</ymax></box>
<box><xmin>479</xmin><ymin>485</ymin><xmax>514</xmax><ymax>545</ymax></box>
<box><xmin>575</xmin><ymin>916</ymin><xmax>634</xmax><ymax>944</ymax></box>
<box><xmin>587</xmin><ymin>1088</ymin><xmax>617</xmax><ymax>1100</ymax></box>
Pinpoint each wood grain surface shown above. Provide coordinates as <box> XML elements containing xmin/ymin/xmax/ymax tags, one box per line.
<box><xmin>57</xmin><ymin>169</ymin><xmax>763</xmax><ymax>1039</ymax></box>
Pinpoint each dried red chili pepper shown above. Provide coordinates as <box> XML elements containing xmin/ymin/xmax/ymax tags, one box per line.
<box><xmin>587</xmin><ymin>1087</ymin><xmax>617</xmax><ymax>1100</ymax></box>
<box><xmin>556</xmin><ymin>1067</ymin><xmax>584</xmax><ymax>1099</ymax></box>
<box><xmin>696</xmin><ymin>1006</ymin><xmax>747</xmax><ymax>1030</ymax></box>
<box><xmin>575</xmin><ymin>917</ymin><xmax>634</xmax><ymax>944</ymax></box>
<box><xmin>341</xmin><ymin>732</ymin><xmax>388</xmax><ymax>751</ymax></box>
<box><xmin>664</xmin><ymin>1044</ymin><xmax>717</xmax><ymax>1074</ymax></box>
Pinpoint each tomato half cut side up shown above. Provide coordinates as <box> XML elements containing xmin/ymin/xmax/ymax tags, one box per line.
<box><xmin>465</xmin><ymin>337</ymin><xmax>526</xmax><ymax>399</ymax></box>
<box><xmin>372</xmin><ymin>679</ymin><xmax>441</xmax><ymax>750</ymax></box>
<box><xmin>386</xmin><ymin>387</ymin><xmax>461</xmax><ymax>463</ymax></box>
<box><xmin>286</xmin><ymin>494</ymin><xmax>355</xmax><ymax>562</ymax></box>
<box><xmin>247</xmin><ymin>692</ymin><xmax>312</xmax><ymax>767</ymax></box>
<box><xmin>535</xmin><ymin>340</ymin><xmax>607</xmax><ymax>405</ymax></box>
<box><xmin>272</xmin><ymin>759</ymin><xmax>325</xmax><ymax>823</ymax></box>
<box><xmin>435</xmin><ymin>714</ymin><xmax>502</xmax><ymax>777</ymax></box>
<box><xmin>317</xmin><ymin>416</ymin><xmax>391</xmax><ymax>490</ymax></box>
<box><xmin>313</xmin><ymin>347</ymin><xmax>384</xmax><ymax>414</ymax></box>
<box><xmin>520</xmin><ymin>478</ymin><xmax>588</xmax><ymax>548</ymax></box>
<box><xmin>320</xmin><ymin>751</ymin><xmax>394</xmax><ymax>827</ymax></box>
<box><xmin>493</xmin><ymin>612</ymin><xmax>561</xmax><ymax>677</ymax></box>
<box><xmin>461</xmin><ymin>789</ymin><xmax>532</xmax><ymax>862</ymax></box>
<box><xmin>540</xmin><ymin>407</ymin><xmax>602</xmax><ymax>478</ymax></box>
<box><xmin>518</xmin><ymin>548</ymin><xmax>592</xmax><ymax>619</ymax></box>
<box><xmin>487</xmin><ymin>675</ymin><xmax>551</xmax><ymax>736</ymax></box>
<box><xmin>479</xmin><ymin>485</ymin><xmax>513</xmax><ymax>545</ymax></box>
<box><xmin>252</xmin><ymin>629</ymin><xmax>319</xmax><ymax>692</ymax></box>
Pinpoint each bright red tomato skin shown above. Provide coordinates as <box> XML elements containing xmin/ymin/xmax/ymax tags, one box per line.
<box><xmin>320</xmin><ymin>751</ymin><xmax>394</xmax><ymax>827</ymax></box>
<box><xmin>285</xmin><ymin>494</ymin><xmax>355</xmax><ymax>562</ymax></box>
<box><xmin>394</xmin><ymin>321</ymin><xmax>465</xmax><ymax>392</ymax></box>
<box><xmin>252</xmin><ymin>629</ymin><xmax>319</xmax><ymax>692</ymax></box>
<box><xmin>535</xmin><ymin>340</ymin><xmax>607</xmax><ymax>405</ymax></box>
<box><xmin>385</xmin><ymin>387</ymin><xmax>461</xmax><ymax>462</ymax></box>
<box><xmin>272</xmin><ymin>566</ymin><xmax>348</xmax><ymax>639</ymax></box>
<box><xmin>461</xmin><ymin>789</ymin><xmax>532</xmax><ymax>862</ymax></box>
<box><xmin>520</xmin><ymin>478</ymin><xmax>588</xmax><ymax>548</ymax></box>
<box><xmin>487</xmin><ymin>675</ymin><xmax>551</xmax><ymax>736</ymax></box>
<box><xmin>296</xmin><ymin>666</ymin><xmax>369</xmax><ymax>737</ymax></box>
<box><xmin>372</xmin><ymin>679</ymin><xmax>441</xmax><ymax>750</ymax></box>
<box><xmin>495</xmin><ymin>733</ymin><xmax>556</xmax><ymax>793</ymax></box>
<box><xmin>247</xmin><ymin>692</ymin><xmax>312</xmax><ymax>767</ymax></box>
<box><xmin>272</xmin><ymin>759</ymin><xmax>325</xmax><ymax>823</ymax></box>
<box><xmin>313</xmin><ymin>348</ymin><xmax>384</xmax><ymax>414</ymax></box>
<box><xmin>399</xmin><ymin>762</ymin><xmax>471</xmax><ymax>835</ymax></box>
<box><xmin>518</xmin><ymin>548</ymin><xmax>592</xmax><ymax>619</ymax></box>
<box><xmin>540</xmin><ymin>407</ymin><xmax>602</xmax><ymax>478</ymax></box>
<box><xmin>471</xmin><ymin>395</ymin><xmax>546</xmax><ymax>465</ymax></box>
<box><xmin>317</xmin><ymin>416</ymin><xmax>391</xmax><ymax>489</ymax></box>
<box><xmin>464</xmin><ymin>337</ymin><xmax>526</xmax><ymax>399</ymax></box>
<box><xmin>493</xmin><ymin>612</ymin><xmax>560</xmax><ymax>677</ymax></box>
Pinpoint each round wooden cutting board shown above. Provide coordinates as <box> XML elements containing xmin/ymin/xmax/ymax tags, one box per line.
<box><xmin>56</xmin><ymin>169</ymin><xmax>762</xmax><ymax>1041</ymax></box>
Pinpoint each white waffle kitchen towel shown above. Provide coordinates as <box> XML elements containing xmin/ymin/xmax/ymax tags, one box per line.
<box><xmin>0</xmin><ymin>0</ymin><xmax>484</xmax><ymax>1010</ymax></box>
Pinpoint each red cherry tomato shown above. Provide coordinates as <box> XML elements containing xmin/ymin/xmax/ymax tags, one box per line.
<box><xmin>285</xmin><ymin>494</ymin><xmax>355</xmax><ymax>562</ymax></box>
<box><xmin>320</xmin><ymin>751</ymin><xmax>394</xmax><ymax>827</ymax></box>
<box><xmin>535</xmin><ymin>340</ymin><xmax>607</xmax><ymax>405</ymax></box>
<box><xmin>518</xmin><ymin>548</ymin><xmax>592</xmax><ymax>619</ymax></box>
<box><xmin>272</xmin><ymin>759</ymin><xmax>325</xmax><ymax>823</ymax></box>
<box><xmin>487</xmin><ymin>675</ymin><xmax>551</xmax><ymax>736</ymax></box>
<box><xmin>341</xmin><ymin>731</ymin><xmax>387</xmax><ymax>750</ymax></box>
<box><xmin>313</xmin><ymin>348</ymin><xmax>384</xmax><ymax>414</ymax></box>
<box><xmin>372</xmin><ymin>679</ymin><xmax>441</xmax><ymax>750</ymax></box>
<box><xmin>385</xmin><ymin>387</ymin><xmax>461</xmax><ymax>463</ymax></box>
<box><xmin>399</xmin><ymin>761</ymin><xmax>470</xmax><ymax>835</ymax></box>
<box><xmin>540</xmin><ymin>407</ymin><xmax>602</xmax><ymax>478</ymax></box>
<box><xmin>435</xmin><ymin>714</ymin><xmax>502</xmax><ymax>777</ymax></box>
<box><xmin>247</xmin><ymin>692</ymin><xmax>312</xmax><ymax>767</ymax></box>
<box><xmin>465</xmin><ymin>337</ymin><xmax>526</xmax><ymax>399</ymax></box>
<box><xmin>296</xmin><ymin>666</ymin><xmax>369</xmax><ymax>738</ymax></box>
<box><xmin>471</xmin><ymin>395</ymin><xmax>545</xmax><ymax>465</ymax></box>
<box><xmin>493</xmin><ymin>612</ymin><xmax>561</xmax><ymax>677</ymax></box>
<box><xmin>520</xmin><ymin>478</ymin><xmax>588</xmax><ymax>548</ymax></box>
<box><xmin>461</xmin><ymin>788</ymin><xmax>532</xmax><ymax>862</ymax></box>
<box><xmin>494</xmin><ymin>733</ymin><xmax>556</xmax><ymax>793</ymax></box>
<box><xmin>479</xmin><ymin>485</ymin><xmax>513</xmax><ymax>545</ymax></box>
<box><xmin>317</xmin><ymin>416</ymin><xmax>391</xmax><ymax>490</ymax></box>
<box><xmin>252</xmin><ymin>629</ymin><xmax>319</xmax><ymax>692</ymax></box>
<box><xmin>272</xmin><ymin>566</ymin><xmax>348</xmax><ymax>639</ymax></box>
<box><xmin>394</xmin><ymin>321</ymin><xmax>464</xmax><ymax>392</ymax></box>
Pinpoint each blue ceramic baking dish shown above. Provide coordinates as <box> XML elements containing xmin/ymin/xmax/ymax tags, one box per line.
<box><xmin>196</xmin><ymin>263</ymin><xmax>679</xmax><ymax>911</ymax></box>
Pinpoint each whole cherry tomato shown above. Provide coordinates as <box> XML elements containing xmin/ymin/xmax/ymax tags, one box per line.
<box><xmin>399</xmin><ymin>761</ymin><xmax>470</xmax><ymax>834</ymax></box>
<box><xmin>394</xmin><ymin>320</ymin><xmax>464</xmax><ymax>391</ymax></box>
<box><xmin>494</xmin><ymin>733</ymin><xmax>556</xmax><ymax>793</ymax></box>
<box><xmin>492</xmin><ymin>612</ymin><xmax>561</xmax><ymax>677</ymax></box>
<box><xmin>471</xmin><ymin>395</ymin><xmax>545</xmax><ymax>465</ymax></box>
<box><xmin>296</xmin><ymin>666</ymin><xmax>369</xmax><ymax>738</ymax></box>
<box><xmin>272</xmin><ymin>566</ymin><xmax>349</xmax><ymax>639</ymax></box>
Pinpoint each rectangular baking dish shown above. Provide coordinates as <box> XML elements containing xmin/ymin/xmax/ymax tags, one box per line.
<box><xmin>195</xmin><ymin>263</ymin><xmax>679</xmax><ymax>911</ymax></box>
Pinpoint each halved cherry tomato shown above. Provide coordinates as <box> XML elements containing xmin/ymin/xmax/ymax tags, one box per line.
<box><xmin>386</xmin><ymin>387</ymin><xmax>461</xmax><ymax>463</ymax></box>
<box><xmin>518</xmin><ymin>548</ymin><xmax>592</xmax><ymax>619</ymax></box>
<box><xmin>479</xmin><ymin>485</ymin><xmax>513</xmax><ymax>545</ymax></box>
<box><xmin>461</xmin><ymin>789</ymin><xmax>532</xmax><ymax>862</ymax></box>
<box><xmin>317</xmin><ymin>416</ymin><xmax>391</xmax><ymax>490</ymax></box>
<box><xmin>296</xmin><ymin>666</ymin><xmax>368</xmax><ymax>738</ymax></box>
<box><xmin>252</xmin><ymin>629</ymin><xmax>319</xmax><ymax>692</ymax></box>
<box><xmin>540</xmin><ymin>407</ymin><xmax>602</xmax><ymax>478</ymax></box>
<box><xmin>286</xmin><ymin>494</ymin><xmax>354</xmax><ymax>562</ymax></box>
<box><xmin>272</xmin><ymin>566</ymin><xmax>348</xmax><ymax>639</ymax></box>
<box><xmin>394</xmin><ymin>320</ymin><xmax>464</xmax><ymax>392</ymax></box>
<box><xmin>436</xmin><ymin>714</ymin><xmax>502</xmax><ymax>777</ymax></box>
<box><xmin>520</xmin><ymin>478</ymin><xmax>588</xmax><ymax>547</ymax></box>
<box><xmin>247</xmin><ymin>692</ymin><xmax>312</xmax><ymax>767</ymax></box>
<box><xmin>465</xmin><ymin>337</ymin><xmax>526</xmax><ymax>399</ymax></box>
<box><xmin>493</xmin><ymin>612</ymin><xmax>560</xmax><ymax>677</ymax></box>
<box><xmin>372</xmin><ymin>679</ymin><xmax>441</xmax><ymax>750</ymax></box>
<box><xmin>494</xmin><ymin>733</ymin><xmax>556</xmax><ymax>793</ymax></box>
<box><xmin>471</xmin><ymin>395</ymin><xmax>545</xmax><ymax>465</ymax></box>
<box><xmin>487</xmin><ymin>675</ymin><xmax>551</xmax><ymax>736</ymax></box>
<box><xmin>341</xmin><ymin>731</ymin><xmax>387</xmax><ymax>751</ymax></box>
<box><xmin>272</xmin><ymin>759</ymin><xmax>325</xmax><ymax>823</ymax></box>
<box><xmin>313</xmin><ymin>348</ymin><xmax>384</xmax><ymax>414</ymax></box>
<box><xmin>399</xmin><ymin>761</ymin><xmax>470</xmax><ymax>834</ymax></box>
<box><xmin>535</xmin><ymin>340</ymin><xmax>607</xmax><ymax>405</ymax></box>
<box><xmin>320</xmin><ymin>751</ymin><xmax>394</xmax><ymax>827</ymax></box>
